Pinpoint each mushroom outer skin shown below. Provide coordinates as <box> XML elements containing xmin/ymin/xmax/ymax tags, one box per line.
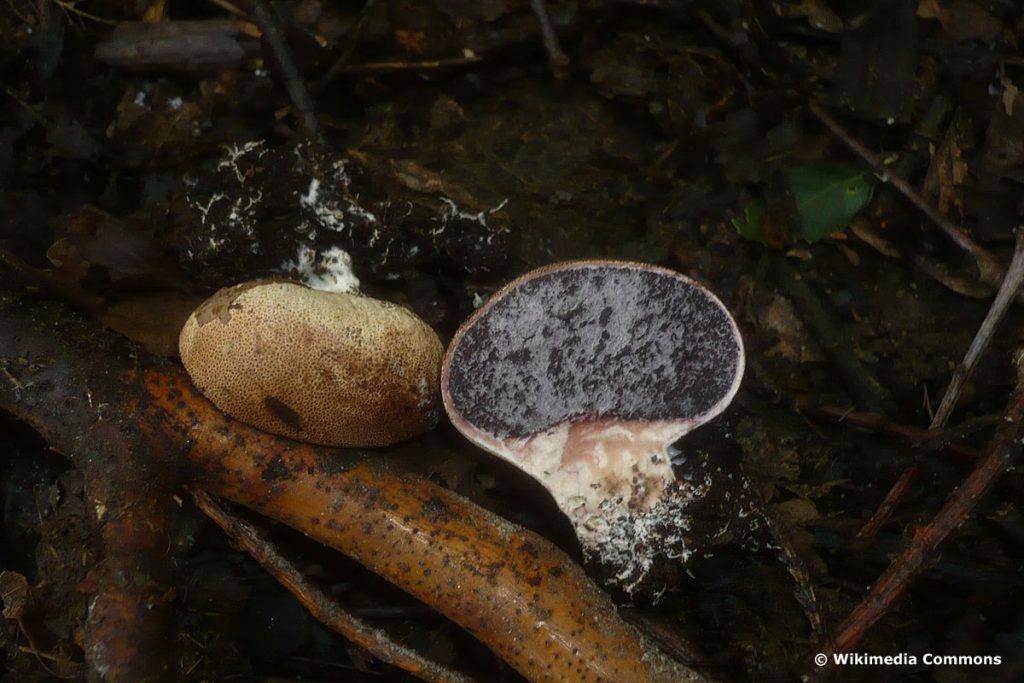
<box><xmin>179</xmin><ymin>279</ymin><xmax>444</xmax><ymax>447</ymax></box>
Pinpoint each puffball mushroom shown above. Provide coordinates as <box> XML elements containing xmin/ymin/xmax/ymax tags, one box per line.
<box><xmin>179</xmin><ymin>280</ymin><xmax>444</xmax><ymax>447</ymax></box>
<box><xmin>441</xmin><ymin>260</ymin><xmax>745</xmax><ymax>594</ymax></box>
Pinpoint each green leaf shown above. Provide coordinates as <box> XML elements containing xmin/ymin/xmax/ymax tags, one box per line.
<box><xmin>731</xmin><ymin>199</ymin><xmax>766</xmax><ymax>243</ymax></box>
<box><xmin>787</xmin><ymin>163</ymin><xmax>876</xmax><ymax>243</ymax></box>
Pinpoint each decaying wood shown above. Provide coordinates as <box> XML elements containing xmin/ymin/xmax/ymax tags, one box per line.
<box><xmin>0</xmin><ymin>293</ymin><xmax>706</xmax><ymax>683</ymax></box>
<box><xmin>94</xmin><ymin>20</ymin><xmax>249</xmax><ymax>72</ymax></box>
<box><xmin>0</xmin><ymin>298</ymin><xmax>178</xmax><ymax>681</ymax></box>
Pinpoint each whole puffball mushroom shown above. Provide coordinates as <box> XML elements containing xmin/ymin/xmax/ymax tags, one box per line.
<box><xmin>441</xmin><ymin>259</ymin><xmax>745</xmax><ymax>594</ymax></box>
<box><xmin>179</xmin><ymin>279</ymin><xmax>444</xmax><ymax>447</ymax></box>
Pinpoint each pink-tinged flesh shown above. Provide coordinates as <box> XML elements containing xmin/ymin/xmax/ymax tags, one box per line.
<box><xmin>446</xmin><ymin>410</ymin><xmax>711</xmax><ymax>593</ymax></box>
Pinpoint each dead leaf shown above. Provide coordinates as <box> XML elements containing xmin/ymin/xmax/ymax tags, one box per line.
<box><xmin>0</xmin><ymin>571</ymin><xmax>29</xmax><ymax>620</ymax></box>
<box><xmin>387</xmin><ymin>158</ymin><xmax>447</xmax><ymax>194</ymax></box>
<box><xmin>51</xmin><ymin>206</ymin><xmax>186</xmax><ymax>288</ymax></box>
<box><xmin>779</xmin><ymin>524</ymin><xmax>827</xmax><ymax>574</ymax></box>
<box><xmin>759</xmin><ymin>295</ymin><xmax>823</xmax><ymax>363</ymax></box>
<box><xmin>98</xmin><ymin>292</ymin><xmax>204</xmax><ymax>357</ymax></box>
<box><xmin>771</xmin><ymin>498</ymin><xmax>821</xmax><ymax>526</ymax></box>
<box><xmin>1002</xmin><ymin>76</ymin><xmax>1019</xmax><ymax>117</ymax></box>
<box><xmin>917</xmin><ymin>0</ymin><xmax>1002</xmax><ymax>43</ymax></box>
<box><xmin>779</xmin><ymin>0</ymin><xmax>843</xmax><ymax>33</ymax></box>
<box><xmin>45</xmin><ymin>118</ymin><xmax>102</xmax><ymax>161</ymax></box>
<box><xmin>44</xmin><ymin>238</ymin><xmax>91</xmax><ymax>283</ymax></box>
<box><xmin>394</xmin><ymin>29</ymin><xmax>429</xmax><ymax>54</ymax></box>
<box><xmin>1</xmin><ymin>571</ymin><xmax>81</xmax><ymax>677</ymax></box>
<box><xmin>913</xmin><ymin>253</ymin><xmax>994</xmax><ymax>298</ymax></box>
<box><xmin>849</xmin><ymin>215</ymin><xmax>901</xmax><ymax>258</ymax></box>
<box><xmin>922</xmin><ymin>114</ymin><xmax>970</xmax><ymax>217</ymax></box>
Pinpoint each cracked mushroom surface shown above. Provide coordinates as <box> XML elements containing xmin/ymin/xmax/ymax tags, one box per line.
<box><xmin>179</xmin><ymin>280</ymin><xmax>444</xmax><ymax>447</ymax></box>
<box><xmin>441</xmin><ymin>259</ymin><xmax>745</xmax><ymax>594</ymax></box>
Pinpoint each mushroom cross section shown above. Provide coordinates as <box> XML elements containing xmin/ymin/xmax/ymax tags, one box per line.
<box><xmin>441</xmin><ymin>259</ymin><xmax>745</xmax><ymax>592</ymax></box>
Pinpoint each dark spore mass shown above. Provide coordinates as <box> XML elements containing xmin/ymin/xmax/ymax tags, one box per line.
<box><xmin>448</xmin><ymin>263</ymin><xmax>742</xmax><ymax>438</ymax></box>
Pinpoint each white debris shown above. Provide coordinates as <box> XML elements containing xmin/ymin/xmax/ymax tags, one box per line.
<box><xmin>300</xmin><ymin>178</ymin><xmax>320</xmax><ymax>207</ymax></box>
<box><xmin>282</xmin><ymin>245</ymin><xmax>360</xmax><ymax>293</ymax></box>
<box><xmin>217</xmin><ymin>140</ymin><xmax>267</xmax><ymax>183</ymax></box>
<box><xmin>297</xmin><ymin>158</ymin><xmax>370</xmax><ymax>234</ymax></box>
<box><xmin>434</xmin><ymin>196</ymin><xmax>509</xmax><ymax>236</ymax></box>
<box><xmin>191</xmin><ymin>192</ymin><xmax>227</xmax><ymax>226</ymax></box>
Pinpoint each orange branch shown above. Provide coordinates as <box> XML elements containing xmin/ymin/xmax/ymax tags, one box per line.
<box><xmin>146</xmin><ymin>369</ymin><xmax>704</xmax><ymax>683</ymax></box>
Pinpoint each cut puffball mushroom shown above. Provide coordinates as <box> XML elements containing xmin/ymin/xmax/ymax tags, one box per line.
<box><xmin>179</xmin><ymin>280</ymin><xmax>444</xmax><ymax>447</ymax></box>
<box><xmin>441</xmin><ymin>260</ymin><xmax>745</xmax><ymax>594</ymax></box>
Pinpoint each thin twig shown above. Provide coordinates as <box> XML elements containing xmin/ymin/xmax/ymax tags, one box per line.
<box><xmin>205</xmin><ymin>0</ymin><xmax>248</xmax><ymax>17</ymax></box>
<box><xmin>802</xmin><ymin>404</ymin><xmax>988</xmax><ymax>458</ymax></box>
<box><xmin>51</xmin><ymin>0</ymin><xmax>118</xmax><ymax>25</ymax></box>
<box><xmin>530</xmin><ymin>0</ymin><xmax>570</xmax><ymax>76</ymax></box>
<box><xmin>3</xmin><ymin>85</ymin><xmax>46</xmax><ymax>125</ymax></box>
<box><xmin>852</xmin><ymin>412</ymin><xmax>999</xmax><ymax>545</ymax></box>
<box><xmin>853</xmin><ymin>229</ymin><xmax>1024</xmax><ymax>542</ymax></box>
<box><xmin>852</xmin><ymin>465</ymin><xmax>918</xmax><ymax>545</ymax></box>
<box><xmin>809</xmin><ymin>101</ymin><xmax>1005</xmax><ymax>289</ymax></box>
<box><xmin>931</xmin><ymin>227</ymin><xmax>1024</xmax><ymax>427</ymax></box>
<box><xmin>813</xmin><ymin>346</ymin><xmax>1024</xmax><ymax>673</ymax></box>
<box><xmin>192</xmin><ymin>490</ymin><xmax>474</xmax><ymax>683</ymax></box>
<box><xmin>759</xmin><ymin>508</ymin><xmax>826</xmax><ymax>641</ymax></box>
<box><xmin>318</xmin><ymin>55</ymin><xmax>482</xmax><ymax>76</ymax></box>
<box><xmin>252</xmin><ymin>0</ymin><xmax>325</xmax><ymax>143</ymax></box>
<box><xmin>314</xmin><ymin>0</ymin><xmax>377</xmax><ymax>93</ymax></box>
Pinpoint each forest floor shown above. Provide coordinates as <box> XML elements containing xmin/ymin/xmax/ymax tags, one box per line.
<box><xmin>2</xmin><ymin>1</ymin><xmax>1024</xmax><ymax>681</ymax></box>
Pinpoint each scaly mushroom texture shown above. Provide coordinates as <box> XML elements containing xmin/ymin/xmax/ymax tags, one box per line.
<box><xmin>442</xmin><ymin>260</ymin><xmax>745</xmax><ymax>594</ymax></box>
<box><xmin>179</xmin><ymin>280</ymin><xmax>444</xmax><ymax>447</ymax></box>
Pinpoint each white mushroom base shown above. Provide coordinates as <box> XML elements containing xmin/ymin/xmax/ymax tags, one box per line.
<box><xmin>467</xmin><ymin>418</ymin><xmax>723</xmax><ymax>596</ymax></box>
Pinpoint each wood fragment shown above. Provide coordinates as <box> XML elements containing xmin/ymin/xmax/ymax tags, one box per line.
<box><xmin>156</xmin><ymin>372</ymin><xmax>705</xmax><ymax>683</ymax></box>
<box><xmin>804</xmin><ymin>404</ymin><xmax>989</xmax><ymax>458</ymax></box>
<box><xmin>318</xmin><ymin>55</ymin><xmax>483</xmax><ymax>75</ymax></box>
<box><xmin>0</xmin><ymin>299</ymin><xmax>179</xmax><ymax>682</ymax></box>
<box><xmin>530</xmin><ymin>0</ymin><xmax>569</xmax><ymax>76</ymax></box>
<box><xmin>314</xmin><ymin>0</ymin><xmax>378</xmax><ymax>92</ymax></box>
<box><xmin>94</xmin><ymin>20</ymin><xmax>246</xmax><ymax>72</ymax></box>
<box><xmin>931</xmin><ymin>228</ymin><xmax>1024</xmax><ymax>428</ymax></box>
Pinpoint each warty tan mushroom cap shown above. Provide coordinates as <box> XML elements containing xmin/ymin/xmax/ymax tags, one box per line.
<box><xmin>179</xmin><ymin>280</ymin><xmax>444</xmax><ymax>447</ymax></box>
